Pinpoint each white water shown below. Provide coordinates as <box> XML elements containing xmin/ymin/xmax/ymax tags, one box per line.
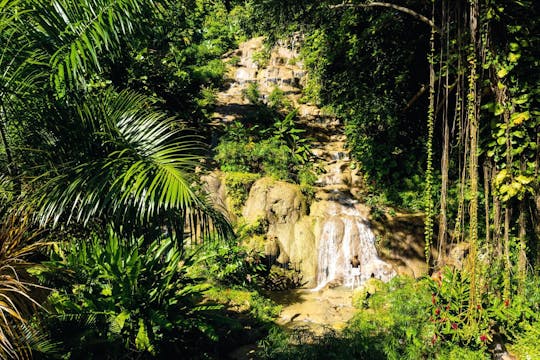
<box><xmin>314</xmin><ymin>202</ymin><xmax>395</xmax><ymax>290</ymax></box>
<box><xmin>215</xmin><ymin>37</ymin><xmax>396</xmax><ymax>290</ymax></box>
<box><xmin>313</xmin><ymin>149</ymin><xmax>396</xmax><ymax>290</ymax></box>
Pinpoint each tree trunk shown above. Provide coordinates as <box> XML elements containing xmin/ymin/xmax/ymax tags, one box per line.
<box><xmin>438</xmin><ymin>83</ymin><xmax>450</xmax><ymax>266</ymax></box>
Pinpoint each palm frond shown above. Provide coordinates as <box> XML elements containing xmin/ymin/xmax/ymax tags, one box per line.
<box><xmin>0</xmin><ymin>211</ymin><xmax>48</xmax><ymax>360</ymax></box>
<box><xmin>19</xmin><ymin>322</ymin><xmax>60</xmax><ymax>358</ymax></box>
<box><xmin>0</xmin><ymin>0</ymin><xmax>23</xmax><ymax>34</ymax></box>
<box><xmin>31</xmin><ymin>89</ymin><xmax>233</xmax><ymax>242</ymax></box>
<box><xmin>28</xmin><ymin>0</ymin><xmax>155</xmax><ymax>96</ymax></box>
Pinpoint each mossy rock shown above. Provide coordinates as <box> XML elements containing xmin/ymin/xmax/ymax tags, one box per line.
<box><xmin>352</xmin><ymin>278</ymin><xmax>385</xmax><ymax>308</ymax></box>
<box><xmin>243</xmin><ymin>234</ymin><xmax>266</xmax><ymax>254</ymax></box>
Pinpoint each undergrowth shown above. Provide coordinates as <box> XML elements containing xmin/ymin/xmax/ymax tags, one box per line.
<box><xmin>258</xmin><ymin>273</ymin><xmax>540</xmax><ymax>359</ymax></box>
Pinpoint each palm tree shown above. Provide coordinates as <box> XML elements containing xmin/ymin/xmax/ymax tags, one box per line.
<box><xmin>0</xmin><ymin>1</ymin><xmax>232</xmax><ymax>356</ymax></box>
<box><xmin>0</xmin><ymin>0</ymin><xmax>157</xmax><ymax>181</ymax></box>
<box><xmin>0</xmin><ymin>0</ymin><xmax>232</xmax><ymax>241</ymax></box>
<box><xmin>30</xmin><ymin>89</ymin><xmax>232</xmax><ymax>242</ymax></box>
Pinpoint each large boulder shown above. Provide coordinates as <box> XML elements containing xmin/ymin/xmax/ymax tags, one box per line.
<box><xmin>290</xmin><ymin>216</ymin><xmax>317</xmax><ymax>286</ymax></box>
<box><xmin>242</xmin><ymin>177</ymin><xmax>322</xmax><ymax>284</ymax></box>
<box><xmin>242</xmin><ymin>177</ymin><xmax>306</xmax><ymax>224</ymax></box>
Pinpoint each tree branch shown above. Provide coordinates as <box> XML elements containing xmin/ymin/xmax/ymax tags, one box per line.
<box><xmin>330</xmin><ymin>2</ymin><xmax>441</xmax><ymax>33</ymax></box>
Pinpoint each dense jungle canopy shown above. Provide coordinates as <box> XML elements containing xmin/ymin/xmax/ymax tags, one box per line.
<box><xmin>0</xmin><ymin>0</ymin><xmax>538</xmax><ymax>359</ymax></box>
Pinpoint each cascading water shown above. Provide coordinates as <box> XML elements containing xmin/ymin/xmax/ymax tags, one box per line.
<box><xmin>317</xmin><ymin>205</ymin><xmax>395</xmax><ymax>289</ymax></box>
<box><xmin>314</xmin><ymin>204</ymin><xmax>396</xmax><ymax>290</ymax></box>
<box><xmin>212</xmin><ymin>36</ymin><xmax>398</xmax><ymax>289</ymax></box>
<box><xmin>313</xmin><ymin>147</ymin><xmax>396</xmax><ymax>290</ymax></box>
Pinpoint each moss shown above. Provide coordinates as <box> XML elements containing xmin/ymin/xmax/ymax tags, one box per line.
<box><xmin>224</xmin><ymin>171</ymin><xmax>261</xmax><ymax>216</ymax></box>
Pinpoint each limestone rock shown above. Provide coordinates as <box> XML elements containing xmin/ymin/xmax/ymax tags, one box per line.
<box><xmin>265</xmin><ymin>236</ymin><xmax>280</xmax><ymax>258</ymax></box>
<box><xmin>446</xmin><ymin>242</ymin><xmax>470</xmax><ymax>269</ymax></box>
<box><xmin>290</xmin><ymin>216</ymin><xmax>317</xmax><ymax>286</ymax></box>
<box><xmin>242</xmin><ymin>177</ymin><xmax>306</xmax><ymax>224</ymax></box>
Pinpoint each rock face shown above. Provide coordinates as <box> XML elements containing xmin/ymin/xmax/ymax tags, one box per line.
<box><xmin>213</xmin><ymin>36</ymin><xmax>307</xmax><ymax>122</ymax></box>
<box><xmin>242</xmin><ymin>178</ymin><xmax>317</xmax><ymax>285</ymax></box>
<box><xmin>242</xmin><ymin>178</ymin><xmax>305</xmax><ymax>225</ymax></box>
<box><xmin>209</xmin><ymin>36</ymin><xmax>425</xmax><ymax>288</ymax></box>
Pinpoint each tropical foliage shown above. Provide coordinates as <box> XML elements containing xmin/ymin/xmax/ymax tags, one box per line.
<box><xmin>0</xmin><ymin>1</ymin><xmax>242</xmax><ymax>358</ymax></box>
<box><xmin>0</xmin><ymin>0</ymin><xmax>538</xmax><ymax>358</ymax></box>
<box><xmin>33</xmin><ymin>231</ymin><xmax>223</xmax><ymax>358</ymax></box>
<box><xmin>215</xmin><ymin>109</ymin><xmax>315</xmax><ymax>184</ymax></box>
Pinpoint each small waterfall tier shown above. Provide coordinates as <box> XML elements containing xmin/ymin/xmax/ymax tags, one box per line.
<box><xmin>314</xmin><ymin>200</ymin><xmax>395</xmax><ymax>290</ymax></box>
<box><xmin>313</xmin><ymin>143</ymin><xmax>396</xmax><ymax>290</ymax></box>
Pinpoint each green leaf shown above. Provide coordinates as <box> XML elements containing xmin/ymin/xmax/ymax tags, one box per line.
<box><xmin>508</xmin><ymin>52</ymin><xmax>521</xmax><ymax>63</ymax></box>
<box><xmin>515</xmin><ymin>175</ymin><xmax>533</xmax><ymax>185</ymax></box>
<box><xmin>511</xmin><ymin>111</ymin><xmax>530</xmax><ymax>125</ymax></box>
<box><xmin>135</xmin><ymin>318</ymin><xmax>153</xmax><ymax>353</ymax></box>
<box><xmin>513</xmin><ymin>94</ymin><xmax>528</xmax><ymax>105</ymax></box>
<box><xmin>100</xmin><ymin>285</ymin><xmax>112</xmax><ymax>296</ymax></box>
<box><xmin>110</xmin><ymin>311</ymin><xmax>130</xmax><ymax>334</ymax></box>
<box><xmin>497</xmin><ymin>68</ymin><xmax>508</xmax><ymax>78</ymax></box>
<box><xmin>481</xmin><ymin>102</ymin><xmax>495</xmax><ymax>112</ymax></box>
<box><xmin>509</xmin><ymin>42</ymin><xmax>520</xmax><ymax>51</ymax></box>
<box><xmin>494</xmin><ymin>103</ymin><xmax>505</xmax><ymax>116</ymax></box>
<box><xmin>494</xmin><ymin>169</ymin><xmax>508</xmax><ymax>187</ymax></box>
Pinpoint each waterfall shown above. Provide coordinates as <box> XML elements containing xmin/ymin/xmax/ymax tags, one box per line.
<box><xmin>313</xmin><ymin>146</ymin><xmax>396</xmax><ymax>290</ymax></box>
<box><xmin>213</xmin><ymin>36</ymin><xmax>399</xmax><ymax>289</ymax></box>
<box><xmin>314</xmin><ymin>202</ymin><xmax>395</xmax><ymax>290</ymax></box>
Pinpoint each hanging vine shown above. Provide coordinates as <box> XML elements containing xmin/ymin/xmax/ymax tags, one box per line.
<box><xmin>424</xmin><ymin>0</ymin><xmax>436</xmax><ymax>266</ymax></box>
<box><xmin>466</xmin><ymin>0</ymin><xmax>479</xmax><ymax>313</ymax></box>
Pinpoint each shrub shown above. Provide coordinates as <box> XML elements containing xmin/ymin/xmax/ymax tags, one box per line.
<box><xmin>428</xmin><ymin>267</ymin><xmax>540</xmax><ymax>353</ymax></box>
<box><xmin>34</xmin><ymin>230</ymin><xmax>223</xmax><ymax>359</ymax></box>
<box><xmin>243</xmin><ymin>82</ymin><xmax>262</xmax><ymax>104</ymax></box>
<box><xmin>204</xmin><ymin>287</ymin><xmax>281</xmax><ymax>323</ymax></box>
<box><xmin>215</xmin><ymin>109</ymin><xmax>315</xmax><ymax>186</ymax></box>
<box><xmin>251</xmin><ymin>48</ymin><xmax>271</xmax><ymax>68</ymax></box>
<box><xmin>268</xmin><ymin>86</ymin><xmax>292</xmax><ymax>110</ymax></box>
<box><xmin>254</xmin><ymin>137</ymin><xmax>291</xmax><ymax>180</ymax></box>
<box><xmin>508</xmin><ymin>321</ymin><xmax>540</xmax><ymax>359</ymax></box>
<box><xmin>224</xmin><ymin>171</ymin><xmax>261</xmax><ymax>216</ymax></box>
<box><xmin>214</xmin><ymin>138</ymin><xmax>254</xmax><ymax>172</ymax></box>
<box><xmin>345</xmin><ymin>276</ymin><xmax>436</xmax><ymax>359</ymax></box>
<box><xmin>194</xmin><ymin>241</ymin><xmax>267</xmax><ymax>290</ymax></box>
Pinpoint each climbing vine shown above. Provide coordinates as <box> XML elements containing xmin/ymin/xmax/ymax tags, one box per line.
<box><xmin>424</xmin><ymin>1</ymin><xmax>436</xmax><ymax>265</ymax></box>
